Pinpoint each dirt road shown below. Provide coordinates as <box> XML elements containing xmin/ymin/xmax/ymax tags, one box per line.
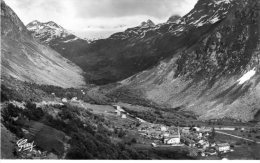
<box><xmin>216</xmin><ymin>131</ymin><xmax>260</xmax><ymax>144</ymax></box>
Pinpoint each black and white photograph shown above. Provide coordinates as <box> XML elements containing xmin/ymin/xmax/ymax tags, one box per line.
<box><xmin>1</xmin><ymin>0</ymin><xmax>260</xmax><ymax>160</ymax></box>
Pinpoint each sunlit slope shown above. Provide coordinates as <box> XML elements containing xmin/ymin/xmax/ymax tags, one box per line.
<box><xmin>1</xmin><ymin>0</ymin><xmax>86</xmax><ymax>88</ymax></box>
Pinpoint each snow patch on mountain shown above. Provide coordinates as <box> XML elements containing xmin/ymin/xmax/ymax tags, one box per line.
<box><xmin>139</xmin><ymin>19</ymin><xmax>155</xmax><ymax>28</ymax></box>
<box><xmin>237</xmin><ymin>68</ymin><xmax>256</xmax><ymax>84</ymax></box>
<box><xmin>63</xmin><ymin>37</ymin><xmax>79</xmax><ymax>43</ymax></box>
<box><xmin>215</xmin><ymin>0</ymin><xmax>231</xmax><ymax>5</ymax></box>
<box><xmin>209</xmin><ymin>15</ymin><xmax>220</xmax><ymax>24</ymax></box>
<box><xmin>191</xmin><ymin>15</ymin><xmax>208</xmax><ymax>26</ymax></box>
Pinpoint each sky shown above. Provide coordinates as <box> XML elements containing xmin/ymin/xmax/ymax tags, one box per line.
<box><xmin>7</xmin><ymin>0</ymin><xmax>198</xmax><ymax>39</ymax></box>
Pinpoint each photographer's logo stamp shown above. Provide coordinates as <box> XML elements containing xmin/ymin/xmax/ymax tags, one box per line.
<box><xmin>16</xmin><ymin>138</ymin><xmax>36</xmax><ymax>152</ymax></box>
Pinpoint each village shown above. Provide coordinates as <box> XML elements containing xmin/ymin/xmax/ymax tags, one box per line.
<box><xmin>6</xmin><ymin>88</ymin><xmax>260</xmax><ymax>159</ymax></box>
<box><xmin>136</xmin><ymin>122</ymin><xmax>234</xmax><ymax>157</ymax></box>
<box><xmin>104</xmin><ymin>104</ymin><xmax>234</xmax><ymax>158</ymax></box>
<box><xmin>48</xmin><ymin>94</ymin><xmax>260</xmax><ymax>159</ymax></box>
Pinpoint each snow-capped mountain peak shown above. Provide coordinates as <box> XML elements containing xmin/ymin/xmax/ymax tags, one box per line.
<box><xmin>139</xmin><ymin>19</ymin><xmax>155</xmax><ymax>28</ymax></box>
<box><xmin>27</xmin><ymin>20</ymin><xmax>63</xmax><ymax>29</ymax></box>
<box><xmin>26</xmin><ymin>20</ymin><xmax>76</xmax><ymax>44</ymax></box>
<box><xmin>167</xmin><ymin>15</ymin><xmax>181</xmax><ymax>23</ymax></box>
<box><xmin>45</xmin><ymin>21</ymin><xmax>62</xmax><ymax>28</ymax></box>
<box><xmin>30</xmin><ymin>20</ymin><xmax>40</xmax><ymax>25</ymax></box>
<box><xmin>167</xmin><ymin>0</ymin><xmax>234</xmax><ymax>35</ymax></box>
<box><xmin>26</xmin><ymin>20</ymin><xmax>90</xmax><ymax>60</ymax></box>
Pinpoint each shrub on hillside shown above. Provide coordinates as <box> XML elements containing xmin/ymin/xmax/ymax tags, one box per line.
<box><xmin>2</xmin><ymin>101</ymin><xmax>147</xmax><ymax>159</ymax></box>
<box><xmin>41</xmin><ymin>104</ymin><xmax>146</xmax><ymax>159</ymax></box>
<box><xmin>1</xmin><ymin>104</ymin><xmax>24</xmax><ymax>137</ymax></box>
<box><xmin>24</xmin><ymin>102</ymin><xmax>44</xmax><ymax>120</ymax></box>
<box><xmin>131</xmin><ymin>138</ymin><xmax>137</xmax><ymax>144</ymax></box>
<box><xmin>1</xmin><ymin>85</ymin><xmax>23</xmax><ymax>102</ymax></box>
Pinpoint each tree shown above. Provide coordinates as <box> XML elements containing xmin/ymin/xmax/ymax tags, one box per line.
<box><xmin>209</xmin><ymin>127</ymin><xmax>215</xmax><ymax>143</ymax></box>
<box><xmin>131</xmin><ymin>138</ymin><xmax>137</xmax><ymax>144</ymax></box>
<box><xmin>118</xmin><ymin>129</ymin><xmax>126</xmax><ymax>138</ymax></box>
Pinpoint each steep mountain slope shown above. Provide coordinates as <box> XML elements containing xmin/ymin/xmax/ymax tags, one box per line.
<box><xmin>26</xmin><ymin>20</ymin><xmax>89</xmax><ymax>59</ymax></box>
<box><xmin>1</xmin><ymin>0</ymin><xmax>86</xmax><ymax>88</ymax></box>
<box><xmin>111</xmin><ymin>0</ymin><xmax>260</xmax><ymax>122</ymax></box>
<box><xmin>67</xmin><ymin>0</ymin><xmax>235</xmax><ymax>85</ymax></box>
<box><xmin>25</xmin><ymin>0</ymin><xmax>234</xmax><ymax>85</ymax></box>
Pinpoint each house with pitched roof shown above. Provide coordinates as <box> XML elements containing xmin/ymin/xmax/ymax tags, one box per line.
<box><xmin>163</xmin><ymin>127</ymin><xmax>180</xmax><ymax>144</ymax></box>
<box><xmin>216</xmin><ymin>143</ymin><xmax>230</xmax><ymax>153</ymax></box>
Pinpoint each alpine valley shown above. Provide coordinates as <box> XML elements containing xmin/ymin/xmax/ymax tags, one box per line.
<box><xmin>1</xmin><ymin>0</ymin><xmax>260</xmax><ymax>160</ymax></box>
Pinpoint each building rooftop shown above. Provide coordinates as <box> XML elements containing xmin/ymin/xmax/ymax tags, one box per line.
<box><xmin>217</xmin><ymin>143</ymin><xmax>230</xmax><ymax>147</ymax></box>
<box><xmin>167</xmin><ymin>135</ymin><xmax>180</xmax><ymax>138</ymax></box>
<box><xmin>181</xmin><ymin>137</ymin><xmax>195</xmax><ymax>143</ymax></box>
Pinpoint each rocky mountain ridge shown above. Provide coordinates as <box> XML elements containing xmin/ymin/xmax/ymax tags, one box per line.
<box><xmin>26</xmin><ymin>20</ymin><xmax>89</xmax><ymax>59</ymax></box>
<box><xmin>27</xmin><ymin>20</ymin><xmax>77</xmax><ymax>44</ymax></box>
<box><xmin>167</xmin><ymin>15</ymin><xmax>181</xmax><ymax>23</ymax></box>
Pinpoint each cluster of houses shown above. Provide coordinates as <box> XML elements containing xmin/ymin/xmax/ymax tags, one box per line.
<box><xmin>138</xmin><ymin>123</ymin><xmax>181</xmax><ymax>145</ymax></box>
<box><xmin>109</xmin><ymin>105</ymin><xmax>234</xmax><ymax>158</ymax></box>
<box><xmin>137</xmin><ymin>123</ymin><xmax>233</xmax><ymax>157</ymax></box>
<box><xmin>61</xmin><ymin>97</ymin><xmax>77</xmax><ymax>103</ymax></box>
<box><xmin>181</xmin><ymin>126</ymin><xmax>233</xmax><ymax>156</ymax></box>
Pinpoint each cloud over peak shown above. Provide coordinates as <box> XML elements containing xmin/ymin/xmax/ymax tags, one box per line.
<box><xmin>7</xmin><ymin>0</ymin><xmax>197</xmax><ymax>38</ymax></box>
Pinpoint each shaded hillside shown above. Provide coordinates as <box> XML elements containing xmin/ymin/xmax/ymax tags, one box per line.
<box><xmin>109</xmin><ymin>0</ymin><xmax>260</xmax><ymax>122</ymax></box>
<box><xmin>1</xmin><ymin>0</ymin><xmax>86</xmax><ymax>88</ymax></box>
<box><xmin>76</xmin><ymin>0</ymin><xmax>234</xmax><ymax>85</ymax></box>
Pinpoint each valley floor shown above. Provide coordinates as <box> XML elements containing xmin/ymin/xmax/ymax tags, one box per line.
<box><xmin>1</xmin><ymin>79</ymin><xmax>259</xmax><ymax>159</ymax></box>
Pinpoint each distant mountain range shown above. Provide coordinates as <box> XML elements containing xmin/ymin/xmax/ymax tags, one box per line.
<box><xmin>26</xmin><ymin>16</ymin><xmax>184</xmax><ymax>85</ymax></box>
<box><xmin>25</xmin><ymin>0</ymin><xmax>242</xmax><ymax>86</ymax></box>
